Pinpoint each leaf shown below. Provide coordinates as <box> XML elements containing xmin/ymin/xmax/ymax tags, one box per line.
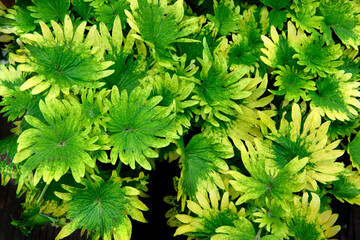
<box><xmin>308</xmin><ymin>71</ymin><xmax>360</xmax><ymax>121</ymax></box>
<box><xmin>19</xmin><ymin>16</ymin><xmax>114</xmax><ymax>98</ymax></box>
<box><xmin>287</xmin><ymin>0</ymin><xmax>324</xmax><ymax>33</ymax></box>
<box><xmin>235</xmin><ymin>5</ymin><xmax>269</xmax><ymax>74</ymax></box>
<box><xmin>330</xmin><ymin>174</ymin><xmax>360</xmax><ymax>204</ymax></box>
<box><xmin>212</xmin><ymin>218</ymin><xmax>282</xmax><ymax>240</ymax></box>
<box><xmin>100</xmin><ymin>20</ymin><xmax>150</xmax><ymax>92</ymax></box>
<box><xmin>229</xmin><ymin>140</ymin><xmax>307</xmax><ymax>208</ymax></box>
<box><xmin>177</xmin><ymin>134</ymin><xmax>232</xmax><ymax>203</ymax></box>
<box><xmin>227</xmin><ymin>34</ymin><xmax>260</xmax><ymax>71</ymax></box>
<box><xmin>28</xmin><ymin>0</ymin><xmax>70</xmax><ymax>23</ymax></box>
<box><xmin>5</xmin><ymin>6</ymin><xmax>36</xmax><ymax>33</ymax></box>
<box><xmin>289</xmin><ymin>192</ymin><xmax>341</xmax><ymax>240</ymax></box>
<box><xmin>108</xmin><ymin>85</ymin><xmax>177</xmax><ymax>170</ymax></box>
<box><xmin>348</xmin><ymin>132</ymin><xmax>360</xmax><ymax>172</ymax></box>
<box><xmin>192</xmin><ymin>38</ymin><xmax>251</xmax><ymax>127</ymax></box>
<box><xmin>126</xmin><ymin>0</ymin><xmax>199</xmax><ymax>67</ymax></box>
<box><xmin>0</xmin><ymin>134</ymin><xmax>18</xmax><ymax>160</ymax></box>
<box><xmin>293</xmin><ymin>35</ymin><xmax>343</xmax><ymax>77</ymax></box>
<box><xmin>94</xmin><ymin>0</ymin><xmax>130</xmax><ymax>29</ymax></box>
<box><xmin>13</xmin><ymin>98</ymin><xmax>99</xmax><ymax>185</ymax></box>
<box><xmin>71</xmin><ymin>0</ymin><xmax>94</xmax><ymax>20</ymax></box>
<box><xmin>268</xmin><ymin>10</ymin><xmax>287</xmax><ymax>30</ymax></box>
<box><xmin>206</xmin><ymin>0</ymin><xmax>241</xmax><ymax>36</ymax></box>
<box><xmin>270</xmin><ymin>65</ymin><xmax>316</xmax><ymax>102</ymax></box>
<box><xmin>261</xmin><ymin>0</ymin><xmax>291</xmax><ymax>10</ymax></box>
<box><xmin>150</xmin><ymin>73</ymin><xmax>197</xmax><ymax>135</ymax></box>
<box><xmin>0</xmin><ymin>88</ymin><xmax>34</xmax><ymax>121</ymax></box>
<box><xmin>174</xmin><ymin>191</ymin><xmax>242</xmax><ymax>238</ymax></box>
<box><xmin>320</xmin><ymin>0</ymin><xmax>360</xmax><ymax>50</ymax></box>
<box><xmin>261</xmin><ymin>23</ymin><xmax>302</xmax><ymax>69</ymax></box>
<box><xmin>55</xmin><ymin>171</ymin><xmax>148</xmax><ymax>240</ymax></box>
<box><xmin>11</xmin><ymin>205</ymin><xmax>55</xmax><ymax>236</ymax></box>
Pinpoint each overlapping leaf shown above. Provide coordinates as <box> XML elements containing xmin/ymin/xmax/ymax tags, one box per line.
<box><xmin>108</xmin><ymin>85</ymin><xmax>178</xmax><ymax>170</ymax></box>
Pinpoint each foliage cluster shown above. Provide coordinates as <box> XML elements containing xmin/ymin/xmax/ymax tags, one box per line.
<box><xmin>1</xmin><ymin>0</ymin><xmax>360</xmax><ymax>239</ymax></box>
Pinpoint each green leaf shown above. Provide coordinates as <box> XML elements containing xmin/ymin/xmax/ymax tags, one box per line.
<box><xmin>94</xmin><ymin>0</ymin><xmax>130</xmax><ymax>29</ymax></box>
<box><xmin>177</xmin><ymin>134</ymin><xmax>232</xmax><ymax>202</ymax></box>
<box><xmin>293</xmin><ymin>35</ymin><xmax>343</xmax><ymax>77</ymax></box>
<box><xmin>174</xmin><ymin>191</ymin><xmax>242</xmax><ymax>238</ymax></box>
<box><xmin>320</xmin><ymin>0</ymin><xmax>360</xmax><ymax>49</ymax></box>
<box><xmin>71</xmin><ymin>0</ymin><xmax>94</xmax><ymax>20</ymax></box>
<box><xmin>227</xmin><ymin>34</ymin><xmax>260</xmax><ymax>71</ymax></box>
<box><xmin>308</xmin><ymin>71</ymin><xmax>360</xmax><ymax>121</ymax></box>
<box><xmin>13</xmin><ymin>98</ymin><xmax>99</xmax><ymax>185</ymax></box>
<box><xmin>212</xmin><ymin>218</ymin><xmax>282</xmax><ymax>240</ymax></box>
<box><xmin>55</xmin><ymin>171</ymin><xmax>148</xmax><ymax>240</ymax></box>
<box><xmin>101</xmin><ymin>21</ymin><xmax>150</xmax><ymax>92</ymax></box>
<box><xmin>0</xmin><ymin>88</ymin><xmax>34</xmax><ymax>121</ymax></box>
<box><xmin>270</xmin><ymin>65</ymin><xmax>316</xmax><ymax>102</ymax></box>
<box><xmin>108</xmin><ymin>85</ymin><xmax>177</xmax><ymax>170</ymax></box>
<box><xmin>268</xmin><ymin>10</ymin><xmax>287</xmax><ymax>30</ymax></box>
<box><xmin>126</xmin><ymin>0</ymin><xmax>199</xmax><ymax>67</ymax></box>
<box><xmin>261</xmin><ymin>24</ymin><xmax>300</xmax><ymax>69</ymax></box>
<box><xmin>0</xmin><ymin>64</ymin><xmax>25</xmax><ymax>97</ymax></box>
<box><xmin>19</xmin><ymin>17</ymin><xmax>114</xmax><ymax>97</ymax></box>
<box><xmin>261</xmin><ymin>0</ymin><xmax>291</xmax><ymax>10</ymax></box>
<box><xmin>330</xmin><ymin>175</ymin><xmax>360</xmax><ymax>203</ymax></box>
<box><xmin>206</xmin><ymin>0</ymin><xmax>241</xmax><ymax>36</ymax></box>
<box><xmin>28</xmin><ymin>0</ymin><xmax>70</xmax><ymax>23</ymax></box>
<box><xmin>11</xmin><ymin>205</ymin><xmax>55</xmax><ymax>236</ymax></box>
<box><xmin>150</xmin><ymin>73</ymin><xmax>197</xmax><ymax>135</ymax></box>
<box><xmin>0</xmin><ymin>134</ymin><xmax>18</xmax><ymax>160</ymax></box>
<box><xmin>229</xmin><ymin>140</ymin><xmax>307</xmax><ymax>208</ymax></box>
<box><xmin>349</xmin><ymin>132</ymin><xmax>360</xmax><ymax>172</ymax></box>
<box><xmin>192</xmin><ymin>39</ymin><xmax>251</xmax><ymax>127</ymax></box>
<box><xmin>288</xmin><ymin>0</ymin><xmax>324</xmax><ymax>33</ymax></box>
<box><xmin>5</xmin><ymin>6</ymin><xmax>36</xmax><ymax>33</ymax></box>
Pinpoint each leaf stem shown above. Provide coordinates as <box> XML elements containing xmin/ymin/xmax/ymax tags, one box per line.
<box><xmin>37</xmin><ymin>183</ymin><xmax>49</xmax><ymax>204</ymax></box>
<box><xmin>116</xmin><ymin>162</ymin><xmax>122</xmax><ymax>174</ymax></box>
<box><xmin>255</xmin><ymin>228</ymin><xmax>262</xmax><ymax>240</ymax></box>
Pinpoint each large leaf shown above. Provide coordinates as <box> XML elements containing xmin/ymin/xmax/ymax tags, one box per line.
<box><xmin>293</xmin><ymin>35</ymin><xmax>343</xmax><ymax>77</ymax></box>
<box><xmin>55</xmin><ymin>171</ymin><xmax>148</xmax><ymax>240</ymax></box>
<box><xmin>108</xmin><ymin>85</ymin><xmax>178</xmax><ymax>170</ymax></box>
<box><xmin>13</xmin><ymin>98</ymin><xmax>99</xmax><ymax>184</ymax></box>
<box><xmin>28</xmin><ymin>0</ymin><xmax>70</xmax><ymax>23</ymax></box>
<box><xmin>19</xmin><ymin>15</ymin><xmax>114</xmax><ymax>98</ymax></box>
<box><xmin>174</xmin><ymin>191</ymin><xmax>242</xmax><ymax>238</ymax></box>
<box><xmin>192</xmin><ymin>38</ymin><xmax>251</xmax><ymax>127</ymax></box>
<box><xmin>320</xmin><ymin>0</ymin><xmax>360</xmax><ymax>50</ymax></box>
<box><xmin>206</xmin><ymin>0</ymin><xmax>241</xmax><ymax>36</ymax></box>
<box><xmin>270</xmin><ymin>65</ymin><xmax>315</xmax><ymax>102</ymax></box>
<box><xmin>177</xmin><ymin>134</ymin><xmax>232</xmax><ymax>203</ymax></box>
<box><xmin>94</xmin><ymin>0</ymin><xmax>130</xmax><ymax>29</ymax></box>
<box><xmin>126</xmin><ymin>0</ymin><xmax>199</xmax><ymax>68</ymax></box>
<box><xmin>287</xmin><ymin>0</ymin><xmax>323</xmax><ymax>33</ymax></box>
<box><xmin>308</xmin><ymin>71</ymin><xmax>360</xmax><ymax>121</ymax></box>
<box><xmin>229</xmin><ymin>140</ymin><xmax>307</xmax><ymax>209</ymax></box>
<box><xmin>261</xmin><ymin>23</ymin><xmax>302</xmax><ymax>70</ymax></box>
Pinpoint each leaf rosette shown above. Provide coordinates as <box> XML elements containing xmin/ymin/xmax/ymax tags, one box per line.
<box><xmin>174</xmin><ymin>190</ymin><xmax>245</xmax><ymax>238</ymax></box>
<box><xmin>259</xmin><ymin>103</ymin><xmax>345</xmax><ymax>191</ymax></box>
<box><xmin>108</xmin><ymin>85</ymin><xmax>178</xmax><ymax>170</ymax></box>
<box><xmin>13</xmin><ymin>97</ymin><xmax>99</xmax><ymax>185</ymax></box>
<box><xmin>55</xmin><ymin>171</ymin><xmax>148</xmax><ymax>240</ymax></box>
<box><xmin>18</xmin><ymin>15</ymin><xmax>114</xmax><ymax>98</ymax></box>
